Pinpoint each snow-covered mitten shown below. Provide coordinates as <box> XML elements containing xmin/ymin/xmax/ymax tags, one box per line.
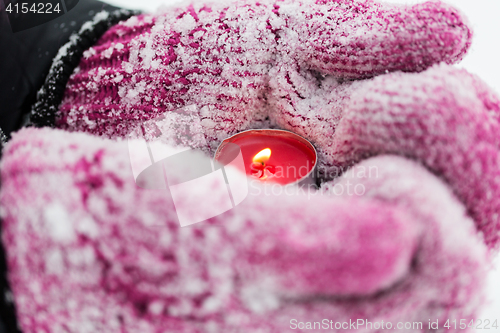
<box><xmin>0</xmin><ymin>127</ymin><xmax>488</xmax><ymax>332</ymax></box>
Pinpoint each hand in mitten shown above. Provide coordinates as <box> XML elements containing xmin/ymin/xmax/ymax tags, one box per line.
<box><xmin>0</xmin><ymin>128</ymin><xmax>487</xmax><ymax>332</ymax></box>
<box><xmin>270</xmin><ymin>65</ymin><xmax>500</xmax><ymax>248</ymax></box>
<box><xmin>36</xmin><ymin>0</ymin><xmax>471</xmax><ymax>147</ymax></box>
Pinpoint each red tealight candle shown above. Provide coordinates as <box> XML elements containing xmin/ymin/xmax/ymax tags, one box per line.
<box><xmin>214</xmin><ymin>129</ymin><xmax>317</xmax><ymax>186</ymax></box>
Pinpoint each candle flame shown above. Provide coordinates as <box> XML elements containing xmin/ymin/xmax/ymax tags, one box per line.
<box><xmin>252</xmin><ymin>148</ymin><xmax>271</xmax><ymax>164</ymax></box>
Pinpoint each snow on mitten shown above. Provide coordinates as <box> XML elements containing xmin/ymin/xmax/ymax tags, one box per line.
<box><xmin>0</xmin><ymin>127</ymin><xmax>488</xmax><ymax>332</ymax></box>
<box><xmin>32</xmin><ymin>0</ymin><xmax>471</xmax><ymax>147</ymax></box>
<box><xmin>269</xmin><ymin>64</ymin><xmax>500</xmax><ymax>249</ymax></box>
<box><xmin>45</xmin><ymin>2</ymin><xmax>278</xmax><ymax>143</ymax></box>
<box><xmin>277</xmin><ymin>0</ymin><xmax>471</xmax><ymax>78</ymax></box>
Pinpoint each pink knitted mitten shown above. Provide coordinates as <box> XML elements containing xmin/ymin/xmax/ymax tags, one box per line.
<box><xmin>54</xmin><ymin>0</ymin><xmax>471</xmax><ymax>145</ymax></box>
<box><xmin>0</xmin><ymin>128</ymin><xmax>488</xmax><ymax>332</ymax></box>
<box><xmin>269</xmin><ymin>64</ymin><xmax>500</xmax><ymax>248</ymax></box>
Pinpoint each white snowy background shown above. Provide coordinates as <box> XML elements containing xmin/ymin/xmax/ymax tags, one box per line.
<box><xmin>103</xmin><ymin>0</ymin><xmax>500</xmax><ymax>327</ymax></box>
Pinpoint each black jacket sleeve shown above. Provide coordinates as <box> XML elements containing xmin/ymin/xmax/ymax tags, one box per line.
<box><xmin>0</xmin><ymin>0</ymin><xmax>121</xmax><ymax>141</ymax></box>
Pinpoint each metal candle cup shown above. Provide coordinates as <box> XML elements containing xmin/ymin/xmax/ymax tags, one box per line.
<box><xmin>214</xmin><ymin>129</ymin><xmax>318</xmax><ymax>187</ymax></box>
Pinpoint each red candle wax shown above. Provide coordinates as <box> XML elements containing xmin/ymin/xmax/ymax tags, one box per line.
<box><xmin>214</xmin><ymin>130</ymin><xmax>317</xmax><ymax>185</ymax></box>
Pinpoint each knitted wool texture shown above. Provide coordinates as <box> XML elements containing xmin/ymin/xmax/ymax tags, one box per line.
<box><xmin>2</xmin><ymin>0</ymin><xmax>500</xmax><ymax>331</ymax></box>
<box><xmin>57</xmin><ymin>0</ymin><xmax>471</xmax><ymax>144</ymax></box>
<box><xmin>0</xmin><ymin>128</ymin><xmax>489</xmax><ymax>332</ymax></box>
